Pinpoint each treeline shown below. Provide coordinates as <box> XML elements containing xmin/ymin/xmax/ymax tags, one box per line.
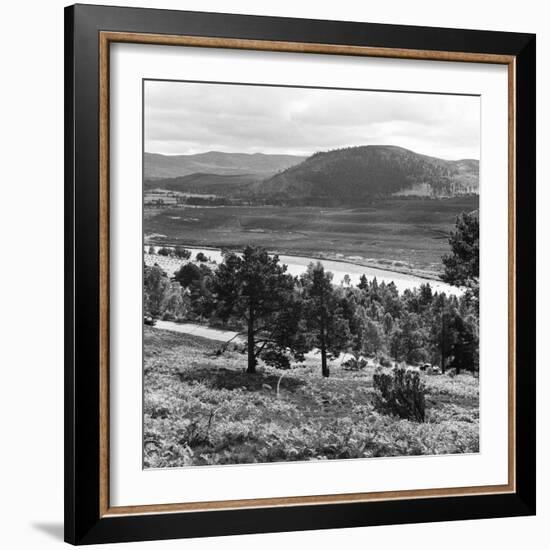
<box><xmin>145</xmin><ymin>260</ymin><xmax>478</xmax><ymax>378</ymax></box>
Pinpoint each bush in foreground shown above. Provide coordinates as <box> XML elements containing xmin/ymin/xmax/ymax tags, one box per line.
<box><xmin>373</xmin><ymin>366</ymin><xmax>426</xmax><ymax>422</ymax></box>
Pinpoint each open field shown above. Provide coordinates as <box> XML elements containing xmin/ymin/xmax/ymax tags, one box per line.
<box><xmin>144</xmin><ymin>197</ymin><xmax>478</xmax><ymax>271</ymax></box>
<box><xmin>143</xmin><ymin>327</ymin><xmax>479</xmax><ymax>468</ymax></box>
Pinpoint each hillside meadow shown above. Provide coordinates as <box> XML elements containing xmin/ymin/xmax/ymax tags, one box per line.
<box><xmin>144</xmin><ymin>197</ymin><xmax>478</xmax><ymax>271</ymax></box>
<box><xmin>143</xmin><ymin>327</ymin><xmax>479</xmax><ymax>468</ymax></box>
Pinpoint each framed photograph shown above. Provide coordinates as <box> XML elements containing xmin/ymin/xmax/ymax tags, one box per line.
<box><xmin>65</xmin><ymin>4</ymin><xmax>536</xmax><ymax>545</ymax></box>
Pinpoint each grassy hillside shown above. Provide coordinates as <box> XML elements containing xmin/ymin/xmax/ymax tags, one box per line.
<box><xmin>143</xmin><ymin>328</ymin><xmax>479</xmax><ymax>468</ymax></box>
<box><xmin>256</xmin><ymin>145</ymin><xmax>479</xmax><ymax>203</ymax></box>
<box><xmin>144</xmin><ymin>197</ymin><xmax>478</xmax><ymax>271</ymax></box>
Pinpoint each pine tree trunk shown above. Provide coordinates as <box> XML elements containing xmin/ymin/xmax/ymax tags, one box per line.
<box><xmin>247</xmin><ymin>307</ymin><xmax>256</xmax><ymax>374</ymax></box>
<box><xmin>321</xmin><ymin>346</ymin><xmax>329</xmax><ymax>377</ymax></box>
<box><xmin>320</xmin><ymin>319</ymin><xmax>329</xmax><ymax>377</ymax></box>
<box><xmin>440</xmin><ymin>313</ymin><xmax>446</xmax><ymax>374</ymax></box>
<box><xmin>319</xmin><ymin>292</ymin><xmax>330</xmax><ymax>378</ymax></box>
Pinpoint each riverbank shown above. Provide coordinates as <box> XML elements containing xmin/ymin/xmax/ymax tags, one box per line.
<box><xmin>144</xmin><ymin>245</ymin><xmax>463</xmax><ymax>295</ymax></box>
<box><xmin>146</xmin><ymin>240</ymin><xmax>441</xmax><ymax>280</ymax></box>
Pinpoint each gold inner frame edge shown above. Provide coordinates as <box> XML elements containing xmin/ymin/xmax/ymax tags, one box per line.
<box><xmin>98</xmin><ymin>31</ymin><xmax>516</xmax><ymax>518</ymax></box>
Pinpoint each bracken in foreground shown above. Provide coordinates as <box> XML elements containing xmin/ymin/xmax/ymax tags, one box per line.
<box><xmin>143</xmin><ymin>327</ymin><xmax>479</xmax><ymax>468</ymax></box>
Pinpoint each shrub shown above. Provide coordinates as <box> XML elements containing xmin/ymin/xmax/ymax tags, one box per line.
<box><xmin>261</xmin><ymin>349</ymin><xmax>291</xmax><ymax>370</ymax></box>
<box><xmin>373</xmin><ymin>366</ymin><xmax>426</xmax><ymax>422</ymax></box>
<box><xmin>196</xmin><ymin>251</ymin><xmax>208</xmax><ymax>262</ymax></box>
<box><xmin>148</xmin><ymin>246</ymin><xmax>155</xmax><ymax>255</ymax></box>
<box><xmin>377</xmin><ymin>353</ymin><xmax>393</xmax><ymax>368</ymax></box>
<box><xmin>157</xmin><ymin>247</ymin><xmax>173</xmax><ymax>256</ymax></box>
<box><xmin>174</xmin><ymin>246</ymin><xmax>191</xmax><ymax>259</ymax></box>
<box><xmin>342</xmin><ymin>357</ymin><xmax>367</xmax><ymax>370</ymax></box>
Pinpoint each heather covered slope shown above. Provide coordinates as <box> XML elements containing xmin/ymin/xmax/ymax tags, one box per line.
<box><xmin>144</xmin><ymin>328</ymin><xmax>479</xmax><ymax>468</ymax></box>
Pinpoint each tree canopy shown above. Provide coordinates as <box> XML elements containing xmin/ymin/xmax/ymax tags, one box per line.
<box><xmin>301</xmin><ymin>263</ymin><xmax>351</xmax><ymax>377</ymax></box>
<box><xmin>442</xmin><ymin>212</ymin><xmax>479</xmax><ymax>287</ymax></box>
<box><xmin>144</xmin><ymin>234</ymin><xmax>479</xmax><ymax>377</ymax></box>
<box><xmin>211</xmin><ymin>246</ymin><xmax>297</xmax><ymax>373</ymax></box>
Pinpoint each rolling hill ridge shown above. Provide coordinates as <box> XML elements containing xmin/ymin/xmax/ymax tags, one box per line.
<box><xmin>254</xmin><ymin>145</ymin><xmax>478</xmax><ymax>203</ymax></box>
<box><xmin>144</xmin><ymin>146</ymin><xmax>479</xmax><ymax>205</ymax></box>
<box><xmin>144</xmin><ymin>151</ymin><xmax>307</xmax><ymax>179</ymax></box>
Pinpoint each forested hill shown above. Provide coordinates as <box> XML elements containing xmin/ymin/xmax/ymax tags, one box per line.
<box><xmin>254</xmin><ymin>145</ymin><xmax>479</xmax><ymax>203</ymax></box>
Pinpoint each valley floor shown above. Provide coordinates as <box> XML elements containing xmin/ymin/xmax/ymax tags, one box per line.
<box><xmin>144</xmin><ymin>197</ymin><xmax>478</xmax><ymax>272</ymax></box>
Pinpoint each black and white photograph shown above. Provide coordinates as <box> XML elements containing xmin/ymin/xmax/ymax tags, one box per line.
<box><xmin>142</xmin><ymin>80</ymin><xmax>481</xmax><ymax>469</ymax></box>
<box><xmin>0</xmin><ymin>0</ymin><xmax>542</xmax><ymax>546</ymax></box>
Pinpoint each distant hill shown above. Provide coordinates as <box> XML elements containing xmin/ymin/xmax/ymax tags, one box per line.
<box><xmin>254</xmin><ymin>145</ymin><xmax>479</xmax><ymax>204</ymax></box>
<box><xmin>144</xmin><ymin>151</ymin><xmax>307</xmax><ymax>179</ymax></box>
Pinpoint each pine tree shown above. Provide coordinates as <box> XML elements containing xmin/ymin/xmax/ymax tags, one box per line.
<box><xmin>173</xmin><ymin>262</ymin><xmax>202</xmax><ymax>287</ymax></box>
<box><xmin>442</xmin><ymin>212</ymin><xmax>479</xmax><ymax>287</ymax></box>
<box><xmin>144</xmin><ymin>265</ymin><xmax>170</xmax><ymax>318</ymax></box>
<box><xmin>301</xmin><ymin>263</ymin><xmax>351</xmax><ymax>377</ymax></box>
<box><xmin>450</xmin><ymin>312</ymin><xmax>479</xmax><ymax>373</ymax></box>
<box><xmin>211</xmin><ymin>246</ymin><xmax>295</xmax><ymax>374</ymax></box>
<box><xmin>429</xmin><ymin>294</ymin><xmax>456</xmax><ymax>373</ymax></box>
<box><xmin>358</xmin><ymin>274</ymin><xmax>369</xmax><ymax>290</ymax></box>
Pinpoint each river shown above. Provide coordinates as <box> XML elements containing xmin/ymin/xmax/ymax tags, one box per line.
<box><xmin>146</xmin><ymin>245</ymin><xmax>462</xmax><ymax>296</ymax></box>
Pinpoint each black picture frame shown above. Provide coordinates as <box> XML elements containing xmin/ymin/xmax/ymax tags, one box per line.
<box><xmin>65</xmin><ymin>3</ymin><xmax>536</xmax><ymax>545</ymax></box>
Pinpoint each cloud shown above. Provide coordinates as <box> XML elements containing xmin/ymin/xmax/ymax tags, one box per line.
<box><xmin>144</xmin><ymin>80</ymin><xmax>480</xmax><ymax>160</ymax></box>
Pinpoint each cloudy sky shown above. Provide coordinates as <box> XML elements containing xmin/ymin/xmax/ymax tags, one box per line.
<box><xmin>144</xmin><ymin>80</ymin><xmax>480</xmax><ymax>160</ymax></box>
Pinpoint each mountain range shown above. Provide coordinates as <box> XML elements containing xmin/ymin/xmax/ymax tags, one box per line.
<box><xmin>145</xmin><ymin>146</ymin><xmax>479</xmax><ymax>204</ymax></box>
<box><xmin>144</xmin><ymin>151</ymin><xmax>307</xmax><ymax>179</ymax></box>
